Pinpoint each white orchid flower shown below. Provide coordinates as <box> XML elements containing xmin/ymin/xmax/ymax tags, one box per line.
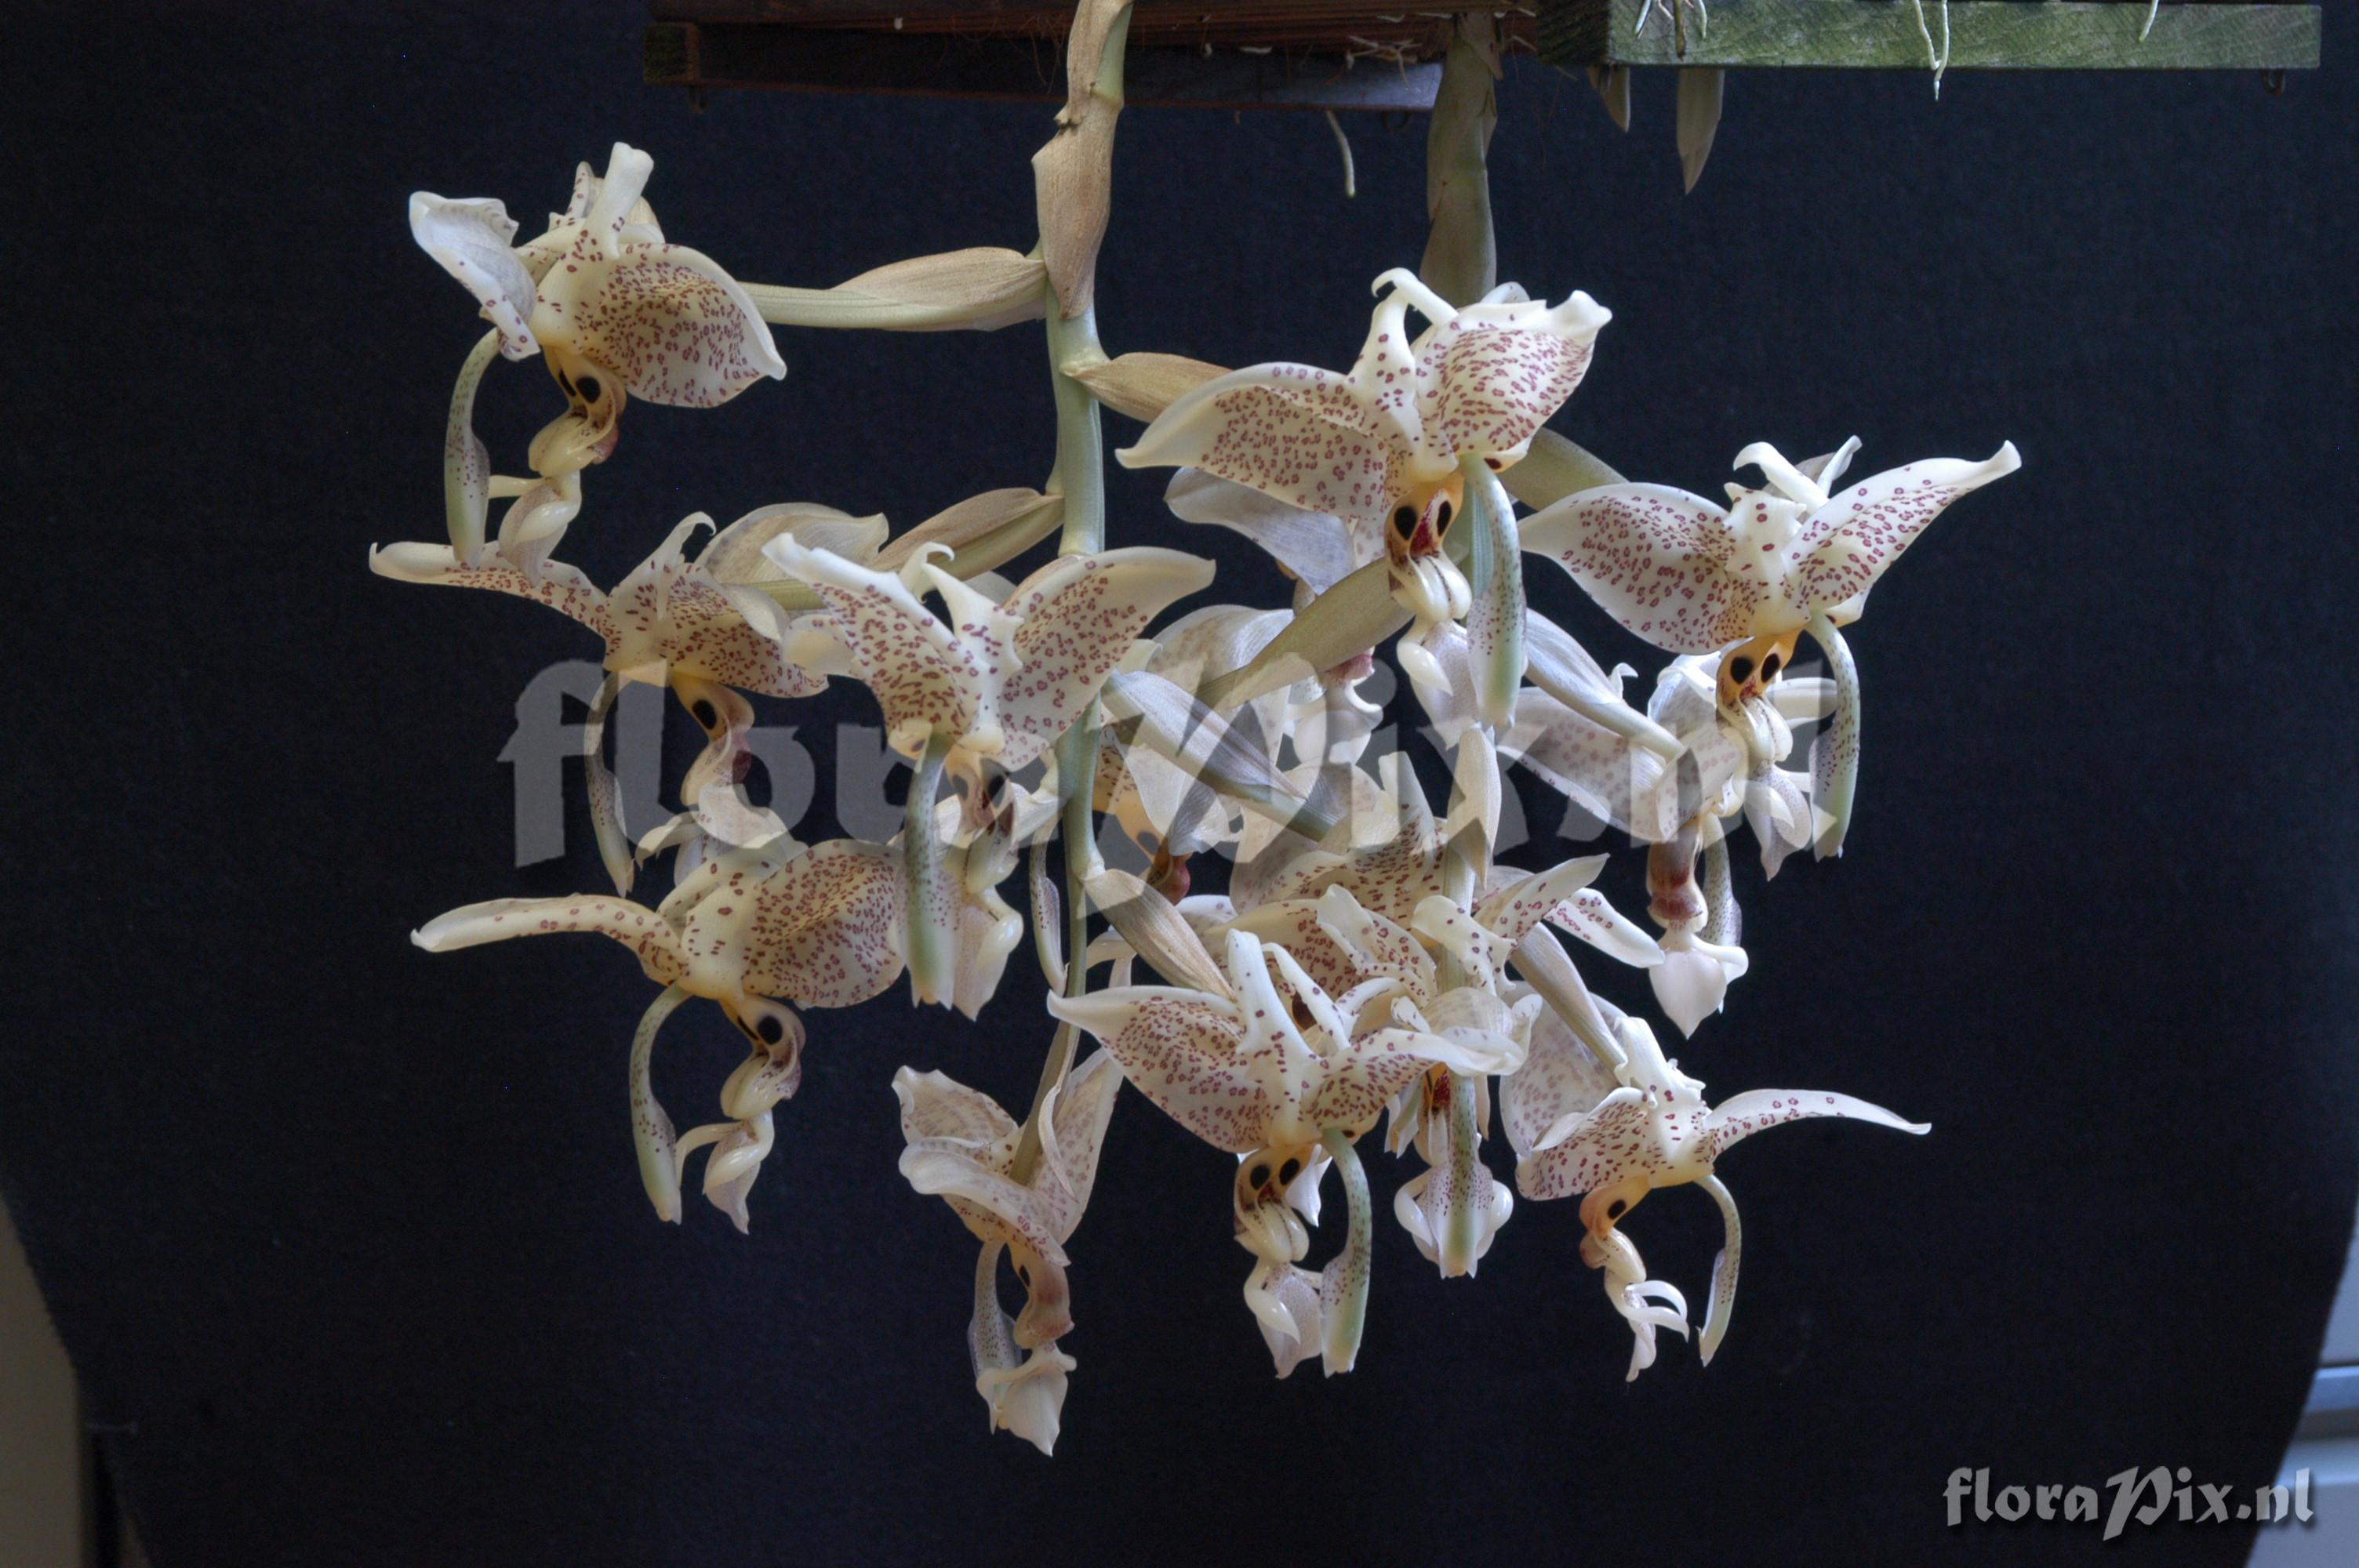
<box><xmin>413</xmin><ymin>827</ymin><xmax>1017</xmax><ymax>1226</ymax></box>
<box><xmin>1235</xmin><ymin>751</ymin><xmax>1661</xmax><ymax>977</ymax></box>
<box><xmin>1390</xmin><ymin>1066</ymin><xmax>1514</xmax><ymax>1279</ymax></box>
<box><xmin>1051</xmin><ymin>920</ymin><xmax>1475</xmax><ymax>1374</ymax></box>
<box><xmin>1522</xmin><ymin>437</ymin><xmax>2018</xmax><ymax>855</ymax></box>
<box><xmin>373</xmin><ymin>503</ymin><xmax>870</xmax><ymax>890</ymax></box>
<box><xmin>1631</xmin><ymin>655</ymin><xmax>1841</xmax><ymax>1035</ymax></box>
<box><xmin>762</xmin><ymin>538</ymin><xmax>1215</xmax><ymax>798</ymax></box>
<box><xmin>1509</xmin><ymin>1006</ymin><xmax>1927</xmax><ymax>1371</ymax></box>
<box><xmin>1223</xmin><ymin>750</ymin><xmax>1627</xmax><ymax>1285</ymax></box>
<box><xmin>761</xmin><ymin>536</ymin><xmax>1211</xmax><ymax>1002</ymax></box>
<box><xmin>411</xmin><ymin>143</ymin><xmax>783</xmax><ymax>507</ymax></box>
<box><xmin>668</xmin><ymin>1026</ymin><xmax>805</xmax><ymax>1235</ymax></box>
<box><xmin>895</xmin><ymin>1050</ymin><xmax>1122</xmax><ymax>1455</ymax></box>
<box><xmin>371</xmin><ymin>503</ymin><xmax>863</xmax><ymax>695</ymax></box>
<box><xmin>1118</xmin><ymin>269</ymin><xmax>1607</xmax><ymax>693</ymax></box>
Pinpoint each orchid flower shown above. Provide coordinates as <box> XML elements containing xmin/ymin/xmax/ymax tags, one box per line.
<box><xmin>1234</xmin><ymin>750</ymin><xmax>1661</xmax><ymax>977</ymax></box>
<box><xmin>1086</xmin><ymin>603</ymin><xmax>1377</xmax><ymax>873</ymax></box>
<box><xmin>1049</xmin><ymin>920</ymin><xmax>1469</xmax><ymax>1374</ymax></box>
<box><xmin>763</xmin><ymin>539</ymin><xmax>1215</xmax><ymax>800</ymax></box>
<box><xmin>411</xmin><ymin>143</ymin><xmax>783</xmax><ymax>559</ymax></box>
<box><xmin>895</xmin><ymin>1049</ymin><xmax>1122</xmax><ymax>1455</ymax></box>
<box><xmin>1522</xmin><ymin>437</ymin><xmax>2018</xmax><ymax>855</ymax></box>
<box><xmin>371</xmin><ymin>503</ymin><xmax>860</xmax><ymax>695</ymax></box>
<box><xmin>412</xmin><ymin>826</ymin><xmax>1017</xmax><ymax>1226</ymax></box>
<box><xmin>764</xmin><ymin>536</ymin><xmax>1212</xmax><ymax>1001</ymax></box>
<box><xmin>669</xmin><ymin>1025</ymin><xmax>804</xmax><ymax>1234</ymax></box>
<box><xmin>1118</xmin><ymin>269</ymin><xmax>1608</xmax><ymax>694</ymax></box>
<box><xmin>1390</xmin><ymin>1065</ymin><xmax>1515</xmax><ymax>1278</ymax></box>
<box><xmin>1508</xmin><ymin>1004</ymin><xmax>1928</xmax><ymax>1372</ymax></box>
<box><xmin>372</xmin><ymin>503</ymin><xmax>867</xmax><ymax>889</ymax></box>
<box><xmin>1221</xmin><ymin>744</ymin><xmax>1638</xmax><ymax>1283</ymax></box>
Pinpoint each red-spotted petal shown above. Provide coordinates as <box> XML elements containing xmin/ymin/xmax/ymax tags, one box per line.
<box><xmin>1048</xmin><ymin>987</ymin><xmax>1267</xmax><ymax>1152</ymax></box>
<box><xmin>1706</xmin><ymin>1089</ymin><xmax>1929</xmax><ymax>1160</ymax></box>
<box><xmin>1501</xmin><ymin>1004</ymin><xmax>1625</xmax><ymax>1164</ymax></box>
<box><xmin>535</xmin><ymin>242</ymin><xmax>784</xmax><ymax>409</ymax></box>
<box><xmin>895</xmin><ymin>1065</ymin><xmax>1018</xmax><ymax>1147</ymax></box>
<box><xmin>1521</xmin><ymin>485</ymin><xmax>1756</xmax><ymax>655</ymax></box>
<box><xmin>764</xmin><ymin>542</ymin><xmax>987</xmax><ymax>755</ymax></box>
<box><xmin>412</xmin><ymin>894</ymin><xmax>685</xmax><ymax>985</ymax></box>
<box><xmin>368</xmin><ymin>541</ymin><xmax>612</xmax><ymax>638</ymax></box>
<box><xmin>1412</xmin><ymin>291</ymin><xmax>1610</xmax><ymax>466</ymax></box>
<box><xmin>1513</xmin><ymin>1085</ymin><xmax>1654</xmax><ymax>1201</ymax></box>
<box><xmin>728</xmin><ymin>839</ymin><xmax>907</xmax><ymax>1007</ymax></box>
<box><xmin>608</xmin><ymin>516</ymin><xmax>830</xmax><ymax>698</ymax></box>
<box><xmin>1792</xmin><ymin>444</ymin><xmax>2019</xmax><ymax>622</ymax></box>
<box><xmin>1118</xmin><ymin>364</ymin><xmax>1403</xmax><ymax>532</ymax></box>
<box><xmin>409</xmin><ymin>194</ymin><xmax>539</xmax><ymax>358</ymax></box>
<box><xmin>994</xmin><ymin>547</ymin><xmax>1216</xmax><ymax>771</ymax></box>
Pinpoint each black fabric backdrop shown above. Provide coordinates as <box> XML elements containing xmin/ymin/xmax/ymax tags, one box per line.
<box><xmin>5</xmin><ymin>2</ymin><xmax>2356</xmax><ymax>1563</ymax></box>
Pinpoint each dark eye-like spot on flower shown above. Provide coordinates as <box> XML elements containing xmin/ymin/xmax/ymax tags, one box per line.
<box><xmin>1249</xmin><ymin>1163</ymin><xmax>1270</xmax><ymax>1190</ymax></box>
<box><xmin>757</xmin><ymin>1014</ymin><xmax>784</xmax><ymax>1044</ymax></box>
<box><xmin>576</xmin><ymin>375</ymin><xmax>602</xmax><ymax>405</ymax></box>
<box><xmin>1278</xmin><ymin>1158</ymin><xmax>1300</xmax><ymax>1185</ymax></box>
<box><xmin>1016</xmin><ymin>1261</ymin><xmax>1030</xmax><ymax>1283</ymax></box>
<box><xmin>1607</xmin><ymin>1199</ymin><xmax>1628</xmax><ymax>1219</ymax></box>
<box><xmin>692</xmin><ymin>699</ymin><xmax>719</xmax><ymax>731</ymax></box>
<box><xmin>1392</xmin><ymin>505</ymin><xmax>1416</xmax><ymax>533</ymax></box>
<box><xmin>1729</xmin><ymin>656</ymin><xmax>1755</xmax><ymax>684</ymax></box>
<box><xmin>1485</xmin><ymin>456</ymin><xmax>1503</xmax><ymax>470</ymax></box>
<box><xmin>1434</xmin><ymin>499</ymin><xmax>1453</xmax><ymax>531</ymax></box>
<box><xmin>1761</xmin><ymin>652</ymin><xmax>1782</xmax><ymax>679</ymax></box>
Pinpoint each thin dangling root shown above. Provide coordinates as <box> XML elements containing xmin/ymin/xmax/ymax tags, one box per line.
<box><xmin>1910</xmin><ymin>0</ymin><xmax>1951</xmax><ymax>96</ymax></box>
<box><xmin>1323</xmin><ymin>110</ymin><xmax>1357</xmax><ymax>199</ymax></box>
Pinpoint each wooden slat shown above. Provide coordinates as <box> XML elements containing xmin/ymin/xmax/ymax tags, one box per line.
<box><xmin>1539</xmin><ymin>0</ymin><xmax>2321</xmax><ymax>69</ymax></box>
<box><xmin>650</xmin><ymin>1</ymin><xmax>1490</xmax><ymax>28</ymax></box>
<box><xmin>646</xmin><ymin>22</ymin><xmax>1443</xmax><ymax>109</ymax></box>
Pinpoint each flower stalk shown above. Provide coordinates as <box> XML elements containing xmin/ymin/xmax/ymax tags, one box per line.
<box><xmin>1320</xmin><ymin>1127</ymin><xmax>1373</xmax><ymax>1372</ymax></box>
<box><xmin>1009</xmin><ymin>1</ymin><xmax>1129</xmax><ymax>1187</ymax></box>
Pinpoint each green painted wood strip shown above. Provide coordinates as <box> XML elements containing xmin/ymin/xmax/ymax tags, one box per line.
<box><xmin>1538</xmin><ymin>0</ymin><xmax>2321</xmax><ymax>70</ymax></box>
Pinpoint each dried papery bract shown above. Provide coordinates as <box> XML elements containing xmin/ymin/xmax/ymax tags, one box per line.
<box><xmin>1069</xmin><ymin>352</ymin><xmax>1226</xmax><ymax>424</ymax></box>
<box><xmin>745</xmin><ymin>248</ymin><xmax>1050</xmax><ymax>332</ymax></box>
<box><xmin>1034</xmin><ymin>0</ymin><xmax>1133</xmax><ymax>318</ymax></box>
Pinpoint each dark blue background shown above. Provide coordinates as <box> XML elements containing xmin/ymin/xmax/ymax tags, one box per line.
<box><xmin>5</xmin><ymin>2</ymin><xmax>2355</xmax><ymax>1563</ymax></box>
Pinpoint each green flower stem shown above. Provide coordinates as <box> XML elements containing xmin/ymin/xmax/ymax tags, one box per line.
<box><xmin>1444</xmin><ymin>1069</ymin><xmax>1483</xmax><ymax>1272</ymax></box>
<box><xmin>1320</xmin><ymin>1127</ymin><xmax>1374</xmax><ymax>1373</ymax></box>
<box><xmin>903</xmin><ymin>728</ymin><xmax>955</xmax><ymax>1004</ymax></box>
<box><xmin>1009</xmin><ymin>716</ymin><xmax>1100</xmax><ymax>1186</ymax></box>
<box><xmin>1046</xmin><ymin>300</ymin><xmax>1107</xmax><ymax>555</ymax></box>
<box><xmin>1461</xmin><ymin>457</ymin><xmax>1525</xmax><ymax>730</ymax></box>
<box><xmin>1701</xmin><ymin>835</ymin><xmax>1738</xmax><ymax>946</ymax></box>
<box><xmin>1009</xmin><ymin>0</ymin><xmax>1128</xmax><ymax>1187</ymax></box>
<box><xmin>1806</xmin><ymin>609</ymin><xmax>1862</xmax><ymax>859</ymax></box>
<box><xmin>629</xmin><ymin>982</ymin><xmax>692</xmax><ymax>1223</ymax></box>
<box><xmin>1009</xmin><ymin>272</ymin><xmax>1117</xmax><ymax>1189</ymax></box>
<box><xmin>444</xmin><ymin>328</ymin><xmax>502</xmax><ymax>561</ymax></box>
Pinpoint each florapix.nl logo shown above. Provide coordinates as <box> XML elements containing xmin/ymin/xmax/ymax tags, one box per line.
<box><xmin>491</xmin><ymin>653</ymin><xmax>1804</xmax><ymax>870</ymax></box>
<box><xmin>1946</xmin><ymin>1466</ymin><xmax>2313</xmax><ymax>1541</ymax></box>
